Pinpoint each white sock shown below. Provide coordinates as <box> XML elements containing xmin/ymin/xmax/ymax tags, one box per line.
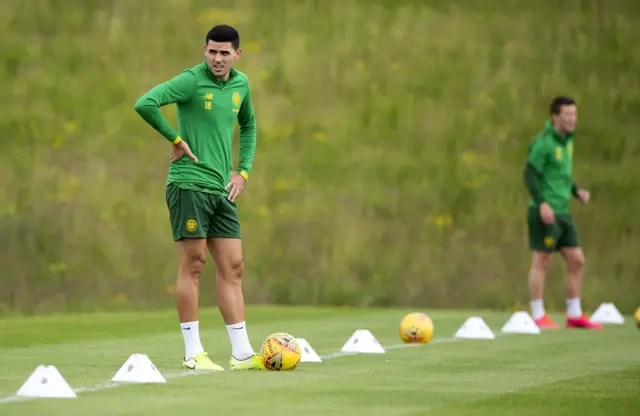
<box><xmin>567</xmin><ymin>297</ymin><xmax>582</xmax><ymax>318</ymax></box>
<box><xmin>180</xmin><ymin>321</ymin><xmax>204</xmax><ymax>361</ymax></box>
<box><xmin>531</xmin><ymin>299</ymin><xmax>545</xmax><ymax>320</ymax></box>
<box><xmin>226</xmin><ymin>321</ymin><xmax>254</xmax><ymax>360</ymax></box>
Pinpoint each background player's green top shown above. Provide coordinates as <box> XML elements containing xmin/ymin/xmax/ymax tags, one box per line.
<box><xmin>525</xmin><ymin>121</ymin><xmax>576</xmax><ymax>213</ymax></box>
<box><xmin>134</xmin><ymin>62</ymin><xmax>257</xmax><ymax>195</ymax></box>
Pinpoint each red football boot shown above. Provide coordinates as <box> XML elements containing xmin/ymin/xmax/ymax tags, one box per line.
<box><xmin>566</xmin><ymin>314</ymin><xmax>603</xmax><ymax>329</ymax></box>
<box><xmin>534</xmin><ymin>314</ymin><xmax>560</xmax><ymax>329</ymax></box>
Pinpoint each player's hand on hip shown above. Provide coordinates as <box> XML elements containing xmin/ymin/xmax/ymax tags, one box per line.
<box><xmin>170</xmin><ymin>141</ymin><xmax>198</xmax><ymax>163</ymax></box>
<box><xmin>225</xmin><ymin>171</ymin><xmax>246</xmax><ymax>202</ymax></box>
<box><xmin>539</xmin><ymin>202</ymin><xmax>555</xmax><ymax>224</ymax></box>
<box><xmin>577</xmin><ymin>189</ymin><xmax>590</xmax><ymax>205</ymax></box>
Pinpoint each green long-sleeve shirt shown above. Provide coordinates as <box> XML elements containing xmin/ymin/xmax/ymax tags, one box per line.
<box><xmin>523</xmin><ymin>121</ymin><xmax>579</xmax><ymax>213</ymax></box>
<box><xmin>134</xmin><ymin>62</ymin><xmax>257</xmax><ymax>195</ymax></box>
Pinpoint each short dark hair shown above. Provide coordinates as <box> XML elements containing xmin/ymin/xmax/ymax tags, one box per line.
<box><xmin>550</xmin><ymin>96</ymin><xmax>576</xmax><ymax>115</ymax></box>
<box><xmin>205</xmin><ymin>25</ymin><xmax>240</xmax><ymax>50</ymax></box>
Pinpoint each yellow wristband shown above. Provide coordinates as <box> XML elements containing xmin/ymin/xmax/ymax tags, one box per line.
<box><xmin>172</xmin><ymin>136</ymin><xmax>182</xmax><ymax>145</ymax></box>
<box><xmin>239</xmin><ymin>170</ymin><xmax>249</xmax><ymax>181</ymax></box>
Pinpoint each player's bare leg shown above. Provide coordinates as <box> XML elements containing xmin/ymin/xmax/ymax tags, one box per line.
<box><xmin>176</xmin><ymin>238</ymin><xmax>207</xmax><ymax>323</ymax></box>
<box><xmin>528</xmin><ymin>251</ymin><xmax>558</xmax><ymax>328</ymax></box>
<box><xmin>562</xmin><ymin>247</ymin><xmax>584</xmax><ymax>303</ymax></box>
<box><xmin>208</xmin><ymin>237</ymin><xmax>263</xmax><ymax>370</ymax></box>
<box><xmin>561</xmin><ymin>247</ymin><xmax>602</xmax><ymax>329</ymax></box>
<box><xmin>176</xmin><ymin>238</ymin><xmax>223</xmax><ymax>370</ymax></box>
<box><xmin>207</xmin><ymin>238</ymin><xmax>246</xmax><ymax>325</ymax></box>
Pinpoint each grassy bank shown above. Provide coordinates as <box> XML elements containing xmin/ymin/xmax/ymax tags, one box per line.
<box><xmin>1</xmin><ymin>0</ymin><xmax>639</xmax><ymax>314</ymax></box>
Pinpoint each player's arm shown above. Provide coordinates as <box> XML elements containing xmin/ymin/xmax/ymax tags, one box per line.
<box><xmin>236</xmin><ymin>84</ymin><xmax>257</xmax><ymax>181</ymax></box>
<box><xmin>523</xmin><ymin>141</ymin><xmax>549</xmax><ymax>206</ymax></box>
<box><xmin>134</xmin><ymin>71</ymin><xmax>196</xmax><ymax>144</ymax></box>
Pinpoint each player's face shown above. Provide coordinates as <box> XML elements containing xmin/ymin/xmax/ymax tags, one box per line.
<box><xmin>553</xmin><ymin>104</ymin><xmax>577</xmax><ymax>134</ymax></box>
<box><xmin>203</xmin><ymin>41</ymin><xmax>242</xmax><ymax>80</ymax></box>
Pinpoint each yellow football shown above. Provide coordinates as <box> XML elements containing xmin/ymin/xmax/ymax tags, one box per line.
<box><xmin>260</xmin><ymin>332</ymin><xmax>302</xmax><ymax>371</ymax></box>
<box><xmin>635</xmin><ymin>307</ymin><xmax>640</xmax><ymax>330</ymax></box>
<box><xmin>399</xmin><ymin>312</ymin><xmax>434</xmax><ymax>344</ymax></box>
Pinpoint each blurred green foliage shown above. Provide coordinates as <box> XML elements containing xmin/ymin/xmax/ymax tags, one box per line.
<box><xmin>1</xmin><ymin>0</ymin><xmax>639</xmax><ymax>315</ymax></box>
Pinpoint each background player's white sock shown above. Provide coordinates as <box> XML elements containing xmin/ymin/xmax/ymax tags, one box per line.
<box><xmin>567</xmin><ymin>297</ymin><xmax>582</xmax><ymax>318</ymax></box>
<box><xmin>531</xmin><ymin>299</ymin><xmax>545</xmax><ymax>320</ymax></box>
<box><xmin>181</xmin><ymin>321</ymin><xmax>204</xmax><ymax>361</ymax></box>
<box><xmin>226</xmin><ymin>321</ymin><xmax>254</xmax><ymax>360</ymax></box>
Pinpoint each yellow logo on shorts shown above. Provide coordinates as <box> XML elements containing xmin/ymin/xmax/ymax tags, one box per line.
<box><xmin>544</xmin><ymin>236</ymin><xmax>554</xmax><ymax>247</ymax></box>
<box><xmin>186</xmin><ymin>219</ymin><xmax>198</xmax><ymax>233</ymax></box>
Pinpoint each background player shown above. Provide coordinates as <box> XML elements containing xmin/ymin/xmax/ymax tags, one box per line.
<box><xmin>523</xmin><ymin>96</ymin><xmax>602</xmax><ymax>330</ymax></box>
<box><xmin>134</xmin><ymin>25</ymin><xmax>264</xmax><ymax>370</ymax></box>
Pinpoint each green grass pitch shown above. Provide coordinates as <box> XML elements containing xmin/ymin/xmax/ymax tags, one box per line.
<box><xmin>0</xmin><ymin>306</ymin><xmax>638</xmax><ymax>415</ymax></box>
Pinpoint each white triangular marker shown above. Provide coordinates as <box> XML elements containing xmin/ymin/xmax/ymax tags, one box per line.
<box><xmin>111</xmin><ymin>354</ymin><xmax>166</xmax><ymax>383</ymax></box>
<box><xmin>501</xmin><ymin>311</ymin><xmax>541</xmax><ymax>334</ymax></box>
<box><xmin>16</xmin><ymin>365</ymin><xmax>77</xmax><ymax>399</ymax></box>
<box><xmin>590</xmin><ymin>302</ymin><xmax>625</xmax><ymax>324</ymax></box>
<box><xmin>454</xmin><ymin>317</ymin><xmax>495</xmax><ymax>339</ymax></box>
<box><xmin>340</xmin><ymin>329</ymin><xmax>385</xmax><ymax>353</ymax></box>
<box><xmin>295</xmin><ymin>338</ymin><xmax>323</xmax><ymax>362</ymax></box>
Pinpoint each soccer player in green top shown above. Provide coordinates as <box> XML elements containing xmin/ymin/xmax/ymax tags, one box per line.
<box><xmin>523</xmin><ymin>96</ymin><xmax>602</xmax><ymax>330</ymax></box>
<box><xmin>134</xmin><ymin>25</ymin><xmax>266</xmax><ymax>370</ymax></box>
